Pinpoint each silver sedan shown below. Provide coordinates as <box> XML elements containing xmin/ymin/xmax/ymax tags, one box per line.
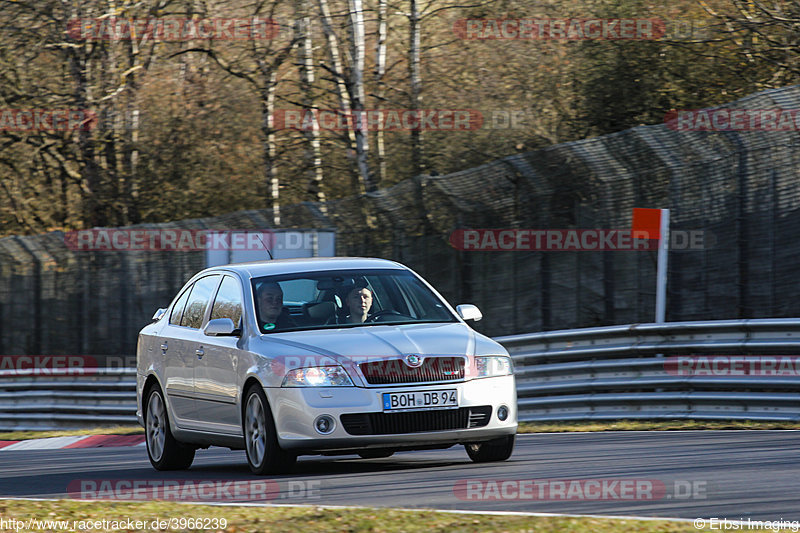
<box><xmin>136</xmin><ymin>257</ymin><xmax>517</xmax><ymax>473</ymax></box>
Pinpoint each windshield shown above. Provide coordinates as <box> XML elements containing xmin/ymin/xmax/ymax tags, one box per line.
<box><xmin>251</xmin><ymin>269</ymin><xmax>457</xmax><ymax>333</ymax></box>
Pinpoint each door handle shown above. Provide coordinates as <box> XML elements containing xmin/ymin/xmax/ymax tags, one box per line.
<box><xmin>196</xmin><ymin>348</ymin><xmax>205</xmax><ymax>358</ymax></box>
<box><xmin>160</xmin><ymin>342</ymin><xmax>168</xmax><ymax>351</ymax></box>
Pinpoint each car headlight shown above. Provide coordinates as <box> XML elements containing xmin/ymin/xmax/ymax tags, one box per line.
<box><xmin>282</xmin><ymin>366</ymin><xmax>354</xmax><ymax>387</ymax></box>
<box><xmin>474</xmin><ymin>356</ymin><xmax>513</xmax><ymax>378</ymax></box>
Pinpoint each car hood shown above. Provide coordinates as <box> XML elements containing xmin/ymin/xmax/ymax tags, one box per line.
<box><xmin>248</xmin><ymin>322</ymin><xmax>507</xmax><ymax>385</ymax></box>
<box><xmin>254</xmin><ymin>322</ymin><xmax>504</xmax><ymax>359</ymax></box>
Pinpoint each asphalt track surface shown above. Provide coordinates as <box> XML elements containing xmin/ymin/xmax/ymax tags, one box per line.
<box><xmin>0</xmin><ymin>431</ymin><xmax>798</xmax><ymax>521</ymax></box>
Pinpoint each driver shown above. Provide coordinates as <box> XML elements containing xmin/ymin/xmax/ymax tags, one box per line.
<box><xmin>257</xmin><ymin>282</ymin><xmax>296</xmax><ymax>331</ymax></box>
<box><xmin>345</xmin><ymin>285</ymin><xmax>373</xmax><ymax>323</ymax></box>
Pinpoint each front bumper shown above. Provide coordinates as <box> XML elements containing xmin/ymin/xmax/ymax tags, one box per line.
<box><xmin>265</xmin><ymin>374</ymin><xmax>517</xmax><ymax>452</ymax></box>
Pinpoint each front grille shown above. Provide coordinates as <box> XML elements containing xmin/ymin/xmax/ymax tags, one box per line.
<box><xmin>340</xmin><ymin>406</ymin><xmax>492</xmax><ymax>435</ymax></box>
<box><xmin>359</xmin><ymin>357</ymin><xmax>465</xmax><ymax>385</ymax></box>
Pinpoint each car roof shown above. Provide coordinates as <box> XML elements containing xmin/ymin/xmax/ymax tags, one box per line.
<box><xmin>204</xmin><ymin>257</ymin><xmax>408</xmax><ymax>279</ymax></box>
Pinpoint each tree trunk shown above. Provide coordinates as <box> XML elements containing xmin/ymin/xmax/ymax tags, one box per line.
<box><xmin>373</xmin><ymin>0</ymin><xmax>388</xmax><ymax>187</ymax></box>
<box><xmin>68</xmin><ymin>2</ymin><xmax>103</xmax><ymax>228</ymax></box>
<box><xmin>347</xmin><ymin>0</ymin><xmax>373</xmax><ymax>192</ymax></box>
<box><xmin>262</xmin><ymin>74</ymin><xmax>280</xmax><ymax>226</ymax></box>
<box><xmin>409</xmin><ymin>0</ymin><xmax>424</xmax><ymax>178</ymax></box>
<box><xmin>317</xmin><ymin>0</ymin><xmax>366</xmax><ymax>197</ymax></box>
<box><xmin>295</xmin><ymin>0</ymin><xmax>327</xmax><ymax>211</ymax></box>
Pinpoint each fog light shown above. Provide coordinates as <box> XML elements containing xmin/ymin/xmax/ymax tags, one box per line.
<box><xmin>497</xmin><ymin>405</ymin><xmax>509</xmax><ymax>421</ymax></box>
<box><xmin>314</xmin><ymin>415</ymin><xmax>335</xmax><ymax>434</ymax></box>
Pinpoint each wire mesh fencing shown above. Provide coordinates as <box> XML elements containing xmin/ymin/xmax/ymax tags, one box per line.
<box><xmin>2</xmin><ymin>85</ymin><xmax>800</xmax><ymax>357</ymax></box>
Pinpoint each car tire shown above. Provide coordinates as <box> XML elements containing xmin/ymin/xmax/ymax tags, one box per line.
<box><xmin>464</xmin><ymin>435</ymin><xmax>515</xmax><ymax>463</ymax></box>
<box><xmin>357</xmin><ymin>449</ymin><xmax>395</xmax><ymax>459</ymax></box>
<box><xmin>243</xmin><ymin>384</ymin><xmax>297</xmax><ymax>475</ymax></box>
<box><xmin>144</xmin><ymin>385</ymin><xmax>195</xmax><ymax>470</ymax></box>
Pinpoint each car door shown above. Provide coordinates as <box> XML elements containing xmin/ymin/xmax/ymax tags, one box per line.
<box><xmin>158</xmin><ymin>282</ymin><xmax>197</xmax><ymax>425</ymax></box>
<box><xmin>193</xmin><ymin>274</ymin><xmax>244</xmax><ymax>432</ymax></box>
<box><xmin>167</xmin><ymin>274</ymin><xmax>222</xmax><ymax>428</ymax></box>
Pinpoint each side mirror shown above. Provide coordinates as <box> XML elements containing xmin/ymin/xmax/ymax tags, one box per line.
<box><xmin>204</xmin><ymin>318</ymin><xmax>239</xmax><ymax>336</ymax></box>
<box><xmin>456</xmin><ymin>304</ymin><xmax>482</xmax><ymax>322</ymax></box>
<box><xmin>152</xmin><ymin>308</ymin><xmax>167</xmax><ymax>322</ymax></box>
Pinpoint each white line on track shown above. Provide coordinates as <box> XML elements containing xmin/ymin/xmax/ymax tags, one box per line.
<box><xmin>1</xmin><ymin>436</ymin><xmax>89</xmax><ymax>450</ymax></box>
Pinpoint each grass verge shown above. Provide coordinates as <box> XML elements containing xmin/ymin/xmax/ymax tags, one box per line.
<box><xmin>0</xmin><ymin>426</ymin><xmax>142</xmax><ymax>442</ymax></box>
<box><xmin>2</xmin><ymin>420</ymin><xmax>799</xmax><ymax>442</ymax></box>
<box><xmin>0</xmin><ymin>499</ymin><xmax>702</xmax><ymax>532</ymax></box>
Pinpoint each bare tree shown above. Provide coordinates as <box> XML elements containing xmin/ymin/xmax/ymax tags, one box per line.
<box><xmin>294</xmin><ymin>0</ymin><xmax>327</xmax><ymax>209</ymax></box>
<box><xmin>315</xmin><ymin>0</ymin><xmax>387</xmax><ymax>195</ymax></box>
<box><xmin>373</xmin><ymin>0</ymin><xmax>388</xmax><ymax>186</ymax></box>
<box><xmin>408</xmin><ymin>0</ymin><xmax>423</xmax><ymax>178</ymax></box>
<box><xmin>0</xmin><ymin>0</ymin><xmax>169</xmax><ymax>230</ymax></box>
<box><xmin>703</xmin><ymin>0</ymin><xmax>800</xmax><ymax>87</ymax></box>
<box><xmin>346</xmin><ymin>0</ymin><xmax>374</xmax><ymax>191</ymax></box>
<box><xmin>174</xmin><ymin>1</ymin><xmax>298</xmax><ymax>225</ymax></box>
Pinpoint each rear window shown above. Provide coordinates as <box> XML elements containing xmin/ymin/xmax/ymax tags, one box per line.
<box><xmin>210</xmin><ymin>276</ymin><xmax>243</xmax><ymax>327</ymax></box>
<box><xmin>169</xmin><ymin>286</ymin><xmax>192</xmax><ymax>325</ymax></box>
<box><xmin>181</xmin><ymin>275</ymin><xmax>221</xmax><ymax>329</ymax></box>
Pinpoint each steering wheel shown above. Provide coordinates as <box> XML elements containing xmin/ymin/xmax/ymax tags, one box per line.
<box><xmin>367</xmin><ymin>309</ymin><xmax>412</xmax><ymax>322</ymax></box>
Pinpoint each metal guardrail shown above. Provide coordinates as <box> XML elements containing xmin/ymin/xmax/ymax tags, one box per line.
<box><xmin>4</xmin><ymin>318</ymin><xmax>800</xmax><ymax>430</ymax></box>
<box><xmin>0</xmin><ymin>368</ymin><xmax>137</xmax><ymax>431</ymax></box>
<box><xmin>496</xmin><ymin>318</ymin><xmax>800</xmax><ymax>422</ymax></box>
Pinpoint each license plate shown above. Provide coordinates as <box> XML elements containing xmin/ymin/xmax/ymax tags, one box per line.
<box><xmin>382</xmin><ymin>389</ymin><xmax>458</xmax><ymax>411</ymax></box>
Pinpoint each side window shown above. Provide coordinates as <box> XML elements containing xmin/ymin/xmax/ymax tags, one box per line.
<box><xmin>211</xmin><ymin>276</ymin><xmax>243</xmax><ymax>327</ymax></box>
<box><xmin>169</xmin><ymin>285</ymin><xmax>192</xmax><ymax>325</ymax></box>
<box><xmin>181</xmin><ymin>275</ymin><xmax>221</xmax><ymax>329</ymax></box>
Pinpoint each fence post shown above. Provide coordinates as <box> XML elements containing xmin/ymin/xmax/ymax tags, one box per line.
<box><xmin>14</xmin><ymin>237</ymin><xmax>42</xmax><ymax>356</ymax></box>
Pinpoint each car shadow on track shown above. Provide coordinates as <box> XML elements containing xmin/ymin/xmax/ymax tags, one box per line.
<box><xmin>187</xmin><ymin>452</ymin><xmax>470</xmax><ymax>478</ymax></box>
